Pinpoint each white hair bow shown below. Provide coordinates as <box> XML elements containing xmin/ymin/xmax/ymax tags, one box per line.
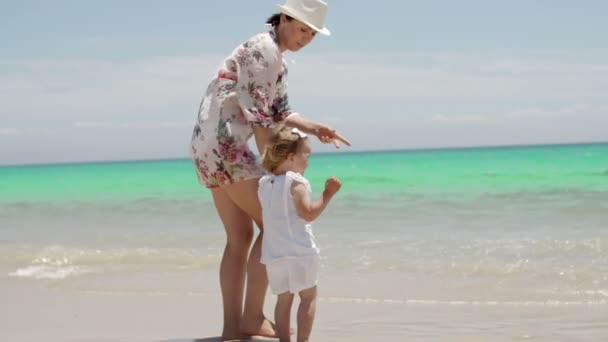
<box><xmin>291</xmin><ymin>128</ymin><xmax>308</xmax><ymax>138</ymax></box>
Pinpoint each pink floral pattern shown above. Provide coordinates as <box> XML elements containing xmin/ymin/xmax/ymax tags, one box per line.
<box><xmin>191</xmin><ymin>30</ymin><xmax>293</xmax><ymax>188</ymax></box>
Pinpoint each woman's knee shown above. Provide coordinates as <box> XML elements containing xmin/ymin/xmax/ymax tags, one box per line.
<box><xmin>226</xmin><ymin>226</ymin><xmax>254</xmax><ymax>250</ymax></box>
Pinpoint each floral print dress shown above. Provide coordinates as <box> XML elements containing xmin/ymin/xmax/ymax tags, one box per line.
<box><xmin>190</xmin><ymin>29</ymin><xmax>294</xmax><ymax>188</ymax></box>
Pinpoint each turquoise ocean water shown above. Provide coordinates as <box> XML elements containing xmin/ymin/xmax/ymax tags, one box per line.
<box><xmin>1</xmin><ymin>143</ymin><xmax>607</xmax><ymax>313</ymax></box>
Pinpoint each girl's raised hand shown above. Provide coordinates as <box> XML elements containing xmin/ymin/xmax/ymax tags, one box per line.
<box><xmin>324</xmin><ymin>176</ymin><xmax>342</xmax><ymax>196</ymax></box>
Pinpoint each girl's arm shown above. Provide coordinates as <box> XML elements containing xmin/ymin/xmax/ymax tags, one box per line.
<box><xmin>291</xmin><ymin>177</ymin><xmax>342</xmax><ymax>222</ymax></box>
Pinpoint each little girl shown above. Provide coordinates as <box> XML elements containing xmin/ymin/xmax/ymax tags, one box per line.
<box><xmin>258</xmin><ymin>126</ymin><xmax>342</xmax><ymax>342</ymax></box>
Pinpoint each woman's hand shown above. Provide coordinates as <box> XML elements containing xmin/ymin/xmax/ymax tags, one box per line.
<box><xmin>284</xmin><ymin>114</ymin><xmax>351</xmax><ymax>148</ymax></box>
<box><xmin>315</xmin><ymin>125</ymin><xmax>351</xmax><ymax>148</ymax></box>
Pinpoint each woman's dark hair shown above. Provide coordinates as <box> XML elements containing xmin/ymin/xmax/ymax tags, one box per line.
<box><xmin>266</xmin><ymin>13</ymin><xmax>293</xmax><ymax>27</ymax></box>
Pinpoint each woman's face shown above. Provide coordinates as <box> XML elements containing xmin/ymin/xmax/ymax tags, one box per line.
<box><xmin>279</xmin><ymin>15</ymin><xmax>317</xmax><ymax>52</ymax></box>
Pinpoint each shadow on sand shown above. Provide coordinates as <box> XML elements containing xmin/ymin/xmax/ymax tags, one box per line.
<box><xmin>157</xmin><ymin>337</ymin><xmax>278</xmax><ymax>342</ymax></box>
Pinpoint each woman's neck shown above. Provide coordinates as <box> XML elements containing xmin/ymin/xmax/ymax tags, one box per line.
<box><xmin>272</xmin><ymin>26</ymin><xmax>287</xmax><ymax>53</ymax></box>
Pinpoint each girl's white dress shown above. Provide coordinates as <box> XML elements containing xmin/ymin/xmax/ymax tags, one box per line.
<box><xmin>258</xmin><ymin>171</ymin><xmax>320</xmax><ymax>294</ymax></box>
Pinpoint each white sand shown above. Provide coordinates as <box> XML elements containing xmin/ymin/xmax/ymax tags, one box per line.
<box><xmin>1</xmin><ymin>273</ymin><xmax>606</xmax><ymax>342</ymax></box>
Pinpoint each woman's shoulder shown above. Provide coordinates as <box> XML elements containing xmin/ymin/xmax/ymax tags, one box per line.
<box><xmin>228</xmin><ymin>30</ymin><xmax>281</xmax><ymax>70</ymax></box>
<box><xmin>239</xmin><ymin>30</ymin><xmax>279</xmax><ymax>55</ymax></box>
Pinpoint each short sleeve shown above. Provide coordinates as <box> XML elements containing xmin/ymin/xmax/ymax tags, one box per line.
<box><xmin>287</xmin><ymin>171</ymin><xmax>311</xmax><ymax>192</ymax></box>
<box><xmin>234</xmin><ymin>35</ymin><xmax>282</xmax><ymax>128</ymax></box>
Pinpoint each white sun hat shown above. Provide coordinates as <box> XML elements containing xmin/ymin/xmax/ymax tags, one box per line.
<box><xmin>277</xmin><ymin>0</ymin><xmax>331</xmax><ymax>36</ymax></box>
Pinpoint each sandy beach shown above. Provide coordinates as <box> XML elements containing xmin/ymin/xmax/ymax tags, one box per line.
<box><xmin>2</xmin><ymin>267</ymin><xmax>606</xmax><ymax>342</ymax></box>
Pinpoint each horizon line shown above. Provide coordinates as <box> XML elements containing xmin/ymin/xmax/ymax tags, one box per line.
<box><xmin>1</xmin><ymin>140</ymin><xmax>606</xmax><ymax>168</ymax></box>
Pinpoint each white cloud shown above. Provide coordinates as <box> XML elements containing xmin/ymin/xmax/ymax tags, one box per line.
<box><xmin>432</xmin><ymin>114</ymin><xmax>487</xmax><ymax>123</ymax></box>
<box><xmin>73</xmin><ymin>121</ymin><xmax>192</xmax><ymax>129</ymax></box>
<box><xmin>117</xmin><ymin>121</ymin><xmax>192</xmax><ymax>128</ymax></box>
<box><xmin>505</xmin><ymin>104</ymin><xmax>592</xmax><ymax>120</ymax></box>
<box><xmin>1</xmin><ymin>49</ymin><xmax>607</xmax><ymax>164</ymax></box>
<box><xmin>74</xmin><ymin>121</ymin><xmax>113</xmax><ymax>128</ymax></box>
<box><xmin>0</xmin><ymin>128</ymin><xmax>21</xmax><ymax>136</ymax></box>
<box><xmin>428</xmin><ymin>103</ymin><xmax>606</xmax><ymax>124</ymax></box>
<box><xmin>2</xmin><ymin>50</ymin><xmax>607</xmax><ymax>125</ymax></box>
<box><xmin>0</xmin><ymin>56</ymin><xmax>223</xmax><ymax>122</ymax></box>
<box><xmin>288</xmin><ymin>51</ymin><xmax>608</xmax><ymax>99</ymax></box>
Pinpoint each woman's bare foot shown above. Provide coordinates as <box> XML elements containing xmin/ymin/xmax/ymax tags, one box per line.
<box><xmin>221</xmin><ymin>331</ymin><xmax>249</xmax><ymax>341</ymax></box>
<box><xmin>240</xmin><ymin>317</ymin><xmax>295</xmax><ymax>338</ymax></box>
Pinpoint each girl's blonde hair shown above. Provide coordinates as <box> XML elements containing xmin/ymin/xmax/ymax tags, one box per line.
<box><xmin>261</xmin><ymin>125</ymin><xmax>306</xmax><ymax>173</ymax></box>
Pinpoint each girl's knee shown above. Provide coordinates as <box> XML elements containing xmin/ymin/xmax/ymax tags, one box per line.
<box><xmin>300</xmin><ymin>296</ymin><xmax>317</xmax><ymax>308</ymax></box>
<box><xmin>298</xmin><ymin>287</ymin><xmax>318</xmax><ymax>304</ymax></box>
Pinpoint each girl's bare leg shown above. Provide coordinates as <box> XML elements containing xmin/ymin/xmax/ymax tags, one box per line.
<box><xmin>275</xmin><ymin>292</ymin><xmax>295</xmax><ymax>342</ymax></box>
<box><xmin>297</xmin><ymin>286</ymin><xmax>318</xmax><ymax>342</ymax></box>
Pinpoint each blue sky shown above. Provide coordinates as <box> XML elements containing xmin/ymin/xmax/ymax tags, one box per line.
<box><xmin>1</xmin><ymin>0</ymin><xmax>607</xmax><ymax>165</ymax></box>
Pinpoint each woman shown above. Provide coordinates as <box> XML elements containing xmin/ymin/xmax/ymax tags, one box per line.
<box><xmin>190</xmin><ymin>0</ymin><xmax>349</xmax><ymax>339</ymax></box>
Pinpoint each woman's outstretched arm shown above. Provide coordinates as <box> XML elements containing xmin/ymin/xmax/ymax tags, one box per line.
<box><xmin>284</xmin><ymin>114</ymin><xmax>351</xmax><ymax>148</ymax></box>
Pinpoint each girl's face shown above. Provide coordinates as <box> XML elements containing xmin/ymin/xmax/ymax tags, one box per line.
<box><xmin>289</xmin><ymin>138</ymin><xmax>311</xmax><ymax>174</ymax></box>
<box><xmin>279</xmin><ymin>15</ymin><xmax>317</xmax><ymax>52</ymax></box>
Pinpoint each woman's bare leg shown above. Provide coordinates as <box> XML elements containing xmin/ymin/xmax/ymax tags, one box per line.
<box><xmin>211</xmin><ymin>188</ymin><xmax>254</xmax><ymax>341</ymax></box>
<box><xmin>222</xmin><ymin>178</ymin><xmax>281</xmax><ymax>337</ymax></box>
